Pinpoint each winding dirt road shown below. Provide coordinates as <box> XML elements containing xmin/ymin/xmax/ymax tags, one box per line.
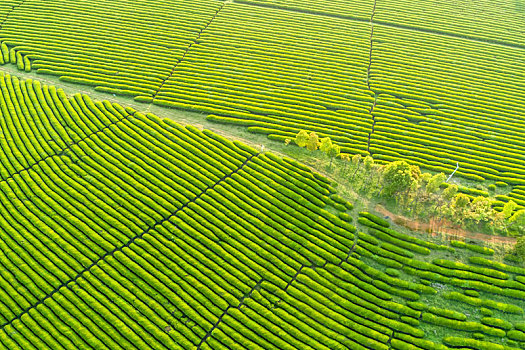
<box><xmin>374</xmin><ymin>205</ymin><xmax>516</xmax><ymax>246</ymax></box>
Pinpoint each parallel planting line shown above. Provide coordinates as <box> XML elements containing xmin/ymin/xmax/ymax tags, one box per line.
<box><xmin>197</xmin><ymin>278</ymin><xmax>264</xmax><ymax>348</ymax></box>
<box><xmin>150</xmin><ymin>2</ymin><xmax>226</xmax><ymax>101</ymax></box>
<box><xmin>0</xmin><ymin>152</ymin><xmax>260</xmax><ymax>331</ymax></box>
<box><xmin>0</xmin><ymin>112</ymin><xmax>135</xmax><ymax>183</ymax></box>
<box><xmin>366</xmin><ymin>0</ymin><xmax>377</xmax><ymax>155</ymax></box>
<box><xmin>234</xmin><ymin>0</ymin><xmax>525</xmax><ymax>50</ymax></box>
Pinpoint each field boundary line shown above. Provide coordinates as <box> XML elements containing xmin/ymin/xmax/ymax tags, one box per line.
<box><xmin>197</xmin><ymin>278</ymin><xmax>264</xmax><ymax>348</ymax></box>
<box><xmin>0</xmin><ymin>151</ymin><xmax>260</xmax><ymax>332</ymax></box>
<box><xmin>366</xmin><ymin>0</ymin><xmax>377</xmax><ymax>155</ymax></box>
<box><xmin>338</xmin><ymin>231</ymin><xmax>360</xmax><ymax>266</ymax></box>
<box><xmin>234</xmin><ymin>0</ymin><xmax>525</xmax><ymax>50</ymax></box>
<box><xmin>150</xmin><ymin>2</ymin><xmax>226</xmax><ymax>102</ymax></box>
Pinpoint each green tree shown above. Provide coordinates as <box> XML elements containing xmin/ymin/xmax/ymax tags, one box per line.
<box><xmin>453</xmin><ymin>193</ymin><xmax>471</xmax><ymax>209</ymax></box>
<box><xmin>363</xmin><ymin>155</ymin><xmax>374</xmax><ymax>172</ymax></box>
<box><xmin>409</xmin><ymin>165</ymin><xmax>421</xmax><ymax>183</ymax></box>
<box><xmin>409</xmin><ymin>171</ymin><xmax>431</xmax><ymax>215</ymax></box>
<box><xmin>340</xmin><ymin>153</ymin><xmax>351</xmax><ymax>174</ymax></box>
<box><xmin>509</xmin><ymin>209</ymin><xmax>525</xmax><ymax>234</ymax></box>
<box><xmin>381</xmin><ymin>160</ymin><xmax>415</xmax><ymax>197</ymax></box>
<box><xmin>497</xmin><ymin>200</ymin><xmax>518</xmax><ymax>233</ymax></box>
<box><xmin>450</xmin><ymin>193</ymin><xmax>471</xmax><ymax>224</ymax></box>
<box><xmin>443</xmin><ymin>184</ymin><xmax>458</xmax><ymax>201</ymax></box>
<box><xmin>327</xmin><ymin>144</ymin><xmax>340</xmax><ymax>168</ymax></box>
<box><xmin>503</xmin><ymin>200</ymin><xmax>518</xmax><ymax>219</ymax></box>
<box><xmin>295</xmin><ymin>130</ymin><xmax>309</xmax><ymax>147</ymax></box>
<box><xmin>351</xmin><ymin>154</ymin><xmax>362</xmax><ymax>181</ymax></box>
<box><xmin>426</xmin><ymin>173</ymin><xmax>446</xmax><ymax>195</ymax></box>
<box><xmin>420</xmin><ymin>173</ymin><xmax>432</xmax><ymax>184</ymax></box>
<box><xmin>319</xmin><ymin>137</ymin><xmax>332</xmax><ymax>153</ymax></box>
<box><xmin>468</xmin><ymin>196</ymin><xmax>493</xmax><ymax>224</ymax></box>
<box><xmin>514</xmin><ymin>236</ymin><xmax>525</xmax><ymax>262</ymax></box>
<box><xmin>306</xmin><ymin>132</ymin><xmax>320</xmax><ymax>151</ymax></box>
<box><xmin>362</xmin><ymin>155</ymin><xmax>375</xmax><ymax>188</ymax></box>
<box><xmin>425</xmin><ymin>173</ymin><xmax>447</xmax><ymax>229</ymax></box>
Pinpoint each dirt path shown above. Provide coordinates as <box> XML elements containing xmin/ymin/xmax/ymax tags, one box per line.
<box><xmin>374</xmin><ymin>204</ymin><xmax>516</xmax><ymax>246</ymax></box>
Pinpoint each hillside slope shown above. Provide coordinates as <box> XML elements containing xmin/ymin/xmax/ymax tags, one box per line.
<box><xmin>0</xmin><ymin>74</ymin><xmax>524</xmax><ymax>349</ymax></box>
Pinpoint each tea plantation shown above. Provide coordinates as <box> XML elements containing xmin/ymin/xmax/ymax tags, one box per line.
<box><xmin>1</xmin><ymin>0</ymin><xmax>524</xmax><ymax>189</ymax></box>
<box><xmin>0</xmin><ymin>0</ymin><xmax>524</xmax><ymax>349</ymax></box>
<box><xmin>0</xmin><ymin>73</ymin><xmax>522</xmax><ymax>348</ymax></box>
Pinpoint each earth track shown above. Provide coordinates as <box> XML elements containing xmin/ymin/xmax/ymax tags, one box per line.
<box><xmin>374</xmin><ymin>204</ymin><xmax>517</xmax><ymax>246</ymax></box>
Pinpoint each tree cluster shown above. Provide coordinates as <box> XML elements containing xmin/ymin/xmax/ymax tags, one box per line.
<box><xmin>286</xmin><ymin>131</ymin><xmax>341</xmax><ymax>167</ymax></box>
<box><xmin>349</xmin><ymin>158</ymin><xmax>522</xmax><ymax>235</ymax></box>
<box><xmin>285</xmin><ymin>133</ymin><xmax>524</xmax><ymax>237</ymax></box>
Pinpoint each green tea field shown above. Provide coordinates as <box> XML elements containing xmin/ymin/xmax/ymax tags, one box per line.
<box><xmin>0</xmin><ymin>0</ymin><xmax>524</xmax><ymax>349</ymax></box>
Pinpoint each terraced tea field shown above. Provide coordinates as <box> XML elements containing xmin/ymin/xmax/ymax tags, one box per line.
<box><xmin>0</xmin><ymin>72</ymin><xmax>523</xmax><ymax>349</ymax></box>
<box><xmin>0</xmin><ymin>0</ymin><xmax>523</xmax><ymax>191</ymax></box>
<box><xmin>0</xmin><ymin>0</ymin><xmax>524</xmax><ymax>349</ymax></box>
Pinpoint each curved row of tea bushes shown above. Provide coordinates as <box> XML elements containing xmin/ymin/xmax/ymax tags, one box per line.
<box><xmin>450</xmin><ymin>240</ymin><xmax>495</xmax><ymax>256</ymax></box>
<box><xmin>443</xmin><ymin>336</ymin><xmax>520</xmax><ymax>350</ymax></box>
<box><xmin>444</xmin><ymin>292</ymin><xmax>523</xmax><ymax>314</ymax></box>
<box><xmin>469</xmin><ymin>256</ymin><xmax>525</xmax><ymax>276</ymax></box>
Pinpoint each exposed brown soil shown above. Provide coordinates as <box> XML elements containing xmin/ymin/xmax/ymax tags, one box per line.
<box><xmin>374</xmin><ymin>204</ymin><xmax>516</xmax><ymax>246</ymax></box>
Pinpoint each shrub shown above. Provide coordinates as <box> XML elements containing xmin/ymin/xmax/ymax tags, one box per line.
<box><xmin>480</xmin><ymin>317</ymin><xmax>512</xmax><ymax>330</ymax></box>
<box><xmin>359</xmin><ymin>211</ymin><xmax>390</xmax><ymax>227</ymax></box>
<box><xmin>465</xmin><ymin>289</ymin><xmax>480</xmax><ymax>297</ymax></box>
<box><xmin>480</xmin><ymin>308</ymin><xmax>493</xmax><ymax>316</ymax></box>
<box><xmin>508</xmin><ymin>330</ymin><xmax>525</xmax><ymax>342</ymax></box>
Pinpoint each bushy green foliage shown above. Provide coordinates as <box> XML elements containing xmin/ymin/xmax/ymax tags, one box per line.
<box><xmin>307</xmin><ymin>132</ymin><xmax>320</xmax><ymax>151</ymax></box>
<box><xmin>381</xmin><ymin>160</ymin><xmax>417</xmax><ymax>197</ymax></box>
<box><xmin>295</xmin><ymin>130</ymin><xmax>309</xmax><ymax>147</ymax></box>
